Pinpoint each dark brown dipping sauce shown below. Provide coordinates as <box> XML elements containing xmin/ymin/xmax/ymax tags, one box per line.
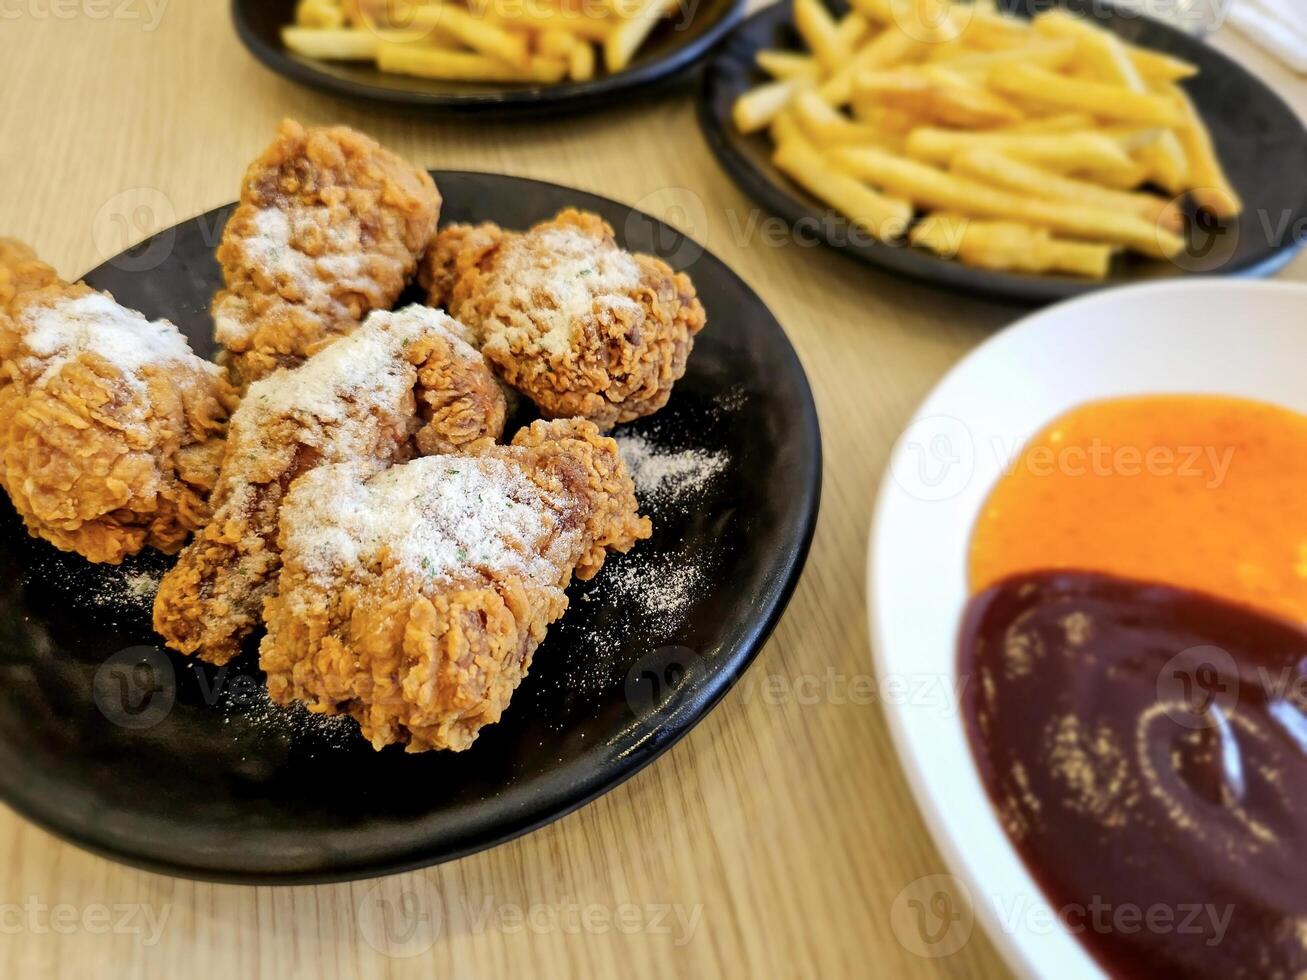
<box><xmin>959</xmin><ymin>570</ymin><xmax>1307</xmax><ymax>979</ymax></box>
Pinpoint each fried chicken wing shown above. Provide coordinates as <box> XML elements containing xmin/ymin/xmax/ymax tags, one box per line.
<box><xmin>261</xmin><ymin>417</ymin><xmax>651</xmax><ymax>752</ymax></box>
<box><xmin>154</xmin><ymin>304</ymin><xmax>504</xmax><ymax>665</ymax></box>
<box><xmin>0</xmin><ymin>240</ymin><xmax>235</xmax><ymax>564</ymax></box>
<box><xmin>213</xmin><ymin>119</ymin><xmax>441</xmax><ymax>390</ymax></box>
<box><xmin>420</xmin><ymin>208</ymin><xmax>707</xmax><ymax>429</ymax></box>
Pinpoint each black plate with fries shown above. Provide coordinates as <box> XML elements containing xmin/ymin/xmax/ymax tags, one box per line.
<box><xmin>0</xmin><ymin>173</ymin><xmax>821</xmax><ymax>883</ymax></box>
<box><xmin>233</xmin><ymin>0</ymin><xmax>745</xmax><ymax>112</ymax></box>
<box><xmin>698</xmin><ymin>0</ymin><xmax>1307</xmax><ymax>303</ymax></box>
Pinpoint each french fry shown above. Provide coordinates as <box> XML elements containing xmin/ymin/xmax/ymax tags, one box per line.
<box><xmin>1127</xmin><ymin>45</ymin><xmax>1198</xmax><ymax>83</ymax></box>
<box><xmin>538</xmin><ymin>28</ymin><xmax>578</xmax><ymax>58</ymax></box>
<box><xmin>605</xmin><ymin>0</ymin><xmax>677</xmax><ymax>72</ymax></box>
<box><xmin>296</xmin><ymin>0</ymin><xmax>346</xmax><ymax>29</ymax></box>
<box><xmin>989</xmin><ymin>63</ymin><xmax>1184</xmax><ymax>126</ymax></box>
<box><xmin>911</xmin><ymin>213</ymin><xmax>1114</xmax><ymax>278</ymax></box>
<box><xmin>905</xmin><ymin>128</ymin><xmax>1140</xmax><ymax>181</ymax></box>
<box><xmin>1167</xmin><ymin>85</ymin><xmax>1242</xmax><ymax>218</ymax></box>
<box><xmin>1032</xmin><ymin>9</ymin><xmax>1197</xmax><ymax>82</ymax></box>
<box><xmin>772</xmin><ymin>133</ymin><xmax>914</xmax><ymax>240</ymax></box>
<box><xmin>1033</xmin><ymin>11</ymin><xmax>1191</xmax><ymax>192</ymax></box>
<box><xmin>819</xmin><ymin>26</ymin><xmax>923</xmax><ymax>106</ymax></box>
<box><xmin>282</xmin><ymin>26</ymin><xmax>381</xmax><ymax>59</ymax></box>
<box><xmin>951</xmin><ymin>148</ymin><xmax>1181</xmax><ymax>232</ymax></box>
<box><xmin>734</xmin><ymin>78</ymin><xmax>806</xmax><ymax>134</ymax></box>
<box><xmin>929</xmin><ymin>39</ymin><xmax>1078</xmax><ymax>73</ymax></box>
<box><xmin>829</xmin><ymin>145</ymin><xmax>1184</xmax><ymax>258</ymax></box>
<box><xmin>793</xmin><ymin>89</ymin><xmax>894</xmax><ymax>146</ymax></box>
<box><xmin>855</xmin><ymin>66</ymin><xmax>1024</xmax><ymax>128</ymax></box>
<box><xmin>794</xmin><ymin>0</ymin><xmax>848</xmax><ymax>72</ymax></box>
<box><xmin>407</xmin><ymin>3</ymin><xmax>531</xmax><ymax>68</ymax></box>
<box><xmin>835</xmin><ymin>11</ymin><xmax>871</xmax><ymax>51</ymax></box>
<box><xmin>376</xmin><ymin>43</ymin><xmax>566</xmax><ymax>82</ymax></box>
<box><xmin>756</xmin><ymin>49</ymin><xmax>822</xmax><ymax>80</ymax></box>
<box><xmin>478</xmin><ymin>3</ymin><xmax>613</xmax><ymax>42</ymax></box>
<box><xmin>999</xmin><ymin>112</ymin><xmax>1095</xmax><ymax>134</ymax></box>
<box><xmin>569</xmin><ymin>40</ymin><xmax>596</xmax><ymax>81</ymax></box>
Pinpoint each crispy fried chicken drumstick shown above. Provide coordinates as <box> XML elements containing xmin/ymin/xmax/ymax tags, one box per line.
<box><xmin>154</xmin><ymin>305</ymin><xmax>505</xmax><ymax>665</ymax></box>
<box><xmin>420</xmin><ymin>208</ymin><xmax>706</xmax><ymax>429</ymax></box>
<box><xmin>0</xmin><ymin>239</ymin><xmax>235</xmax><ymax>563</ymax></box>
<box><xmin>261</xmin><ymin>417</ymin><xmax>651</xmax><ymax>752</ymax></box>
<box><xmin>213</xmin><ymin>119</ymin><xmax>441</xmax><ymax>390</ymax></box>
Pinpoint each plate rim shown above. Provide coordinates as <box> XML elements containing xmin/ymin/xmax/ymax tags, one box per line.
<box><xmin>696</xmin><ymin>0</ymin><xmax>1307</xmax><ymax>304</ymax></box>
<box><xmin>865</xmin><ymin>277</ymin><xmax>1307</xmax><ymax>978</ymax></box>
<box><xmin>231</xmin><ymin>0</ymin><xmax>747</xmax><ymax>112</ymax></box>
<box><xmin>0</xmin><ymin>169</ymin><xmax>824</xmax><ymax>885</ymax></box>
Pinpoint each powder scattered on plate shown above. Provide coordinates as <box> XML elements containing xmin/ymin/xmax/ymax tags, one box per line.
<box><xmin>615</xmin><ymin>434</ymin><xmax>727</xmax><ymax>511</ymax></box>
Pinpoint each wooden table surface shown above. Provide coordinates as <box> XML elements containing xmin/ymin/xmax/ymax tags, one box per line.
<box><xmin>1</xmin><ymin>3</ymin><xmax>1303</xmax><ymax>978</ymax></box>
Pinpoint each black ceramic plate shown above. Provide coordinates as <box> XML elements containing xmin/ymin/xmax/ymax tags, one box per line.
<box><xmin>698</xmin><ymin>0</ymin><xmax>1307</xmax><ymax>303</ymax></box>
<box><xmin>0</xmin><ymin>172</ymin><xmax>821</xmax><ymax>884</ymax></box>
<box><xmin>234</xmin><ymin>0</ymin><xmax>745</xmax><ymax>113</ymax></box>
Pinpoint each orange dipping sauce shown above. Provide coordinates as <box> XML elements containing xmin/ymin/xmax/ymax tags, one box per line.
<box><xmin>969</xmin><ymin>394</ymin><xmax>1307</xmax><ymax>625</ymax></box>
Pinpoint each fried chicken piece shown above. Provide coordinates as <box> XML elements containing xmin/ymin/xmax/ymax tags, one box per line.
<box><xmin>213</xmin><ymin>119</ymin><xmax>441</xmax><ymax>390</ymax></box>
<box><xmin>0</xmin><ymin>240</ymin><xmax>235</xmax><ymax>564</ymax></box>
<box><xmin>420</xmin><ymin>208</ymin><xmax>707</xmax><ymax>429</ymax></box>
<box><xmin>153</xmin><ymin>304</ymin><xmax>505</xmax><ymax>665</ymax></box>
<box><xmin>261</xmin><ymin>417</ymin><xmax>651</xmax><ymax>752</ymax></box>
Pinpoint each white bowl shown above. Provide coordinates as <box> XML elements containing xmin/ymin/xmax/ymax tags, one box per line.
<box><xmin>867</xmin><ymin>279</ymin><xmax>1307</xmax><ymax>979</ymax></box>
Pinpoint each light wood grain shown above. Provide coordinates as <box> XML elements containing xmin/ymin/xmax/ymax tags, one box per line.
<box><xmin>0</xmin><ymin>4</ymin><xmax>1303</xmax><ymax>978</ymax></box>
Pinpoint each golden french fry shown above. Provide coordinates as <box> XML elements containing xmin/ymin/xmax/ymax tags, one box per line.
<box><xmin>819</xmin><ymin>26</ymin><xmax>923</xmax><ymax>106</ymax></box>
<box><xmin>989</xmin><ymin>63</ymin><xmax>1184</xmax><ymax>126</ymax></box>
<box><xmin>477</xmin><ymin>2</ymin><xmax>613</xmax><ymax>42</ymax></box>
<box><xmin>999</xmin><ymin>112</ymin><xmax>1095</xmax><ymax>134</ymax></box>
<box><xmin>756</xmin><ymin>49</ymin><xmax>822</xmax><ymax>81</ymax></box>
<box><xmin>282</xmin><ymin>26</ymin><xmax>381</xmax><ymax>59</ymax></box>
<box><xmin>929</xmin><ymin>38</ymin><xmax>1078</xmax><ymax>73</ymax></box>
<box><xmin>1032</xmin><ymin>8</ymin><xmax>1196</xmax><ymax>82</ymax></box>
<box><xmin>773</xmin><ymin>134</ymin><xmax>913</xmax><ymax>240</ymax></box>
<box><xmin>538</xmin><ymin>28</ymin><xmax>578</xmax><ymax>58</ymax></box>
<box><xmin>605</xmin><ymin>0</ymin><xmax>677</xmax><ymax>73</ymax></box>
<box><xmin>855</xmin><ymin>66</ymin><xmax>1023</xmax><ymax>128</ymax></box>
<box><xmin>376</xmin><ymin>43</ymin><xmax>566</xmax><ymax>82</ymax></box>
<box><xmin>829</xmin><ymin>144</ymin><xmax>1184</xmax><ymax>258</ymax></box>
<box><xmin>406</xmin><ymin>3</ymin><xmax>531</xmax><ymax>68</ymax></box>
<box><xmin>733</xmin><ymin>78</ymin><xmax>804</xmax><ymax>134</ymax></box>
<box><xmin>951</xmin><ymin>148</ymin><xmax>1181</xmax><ymax>232</ymax></box>
<box><xmin>296</xmin><ymin>0</ymin><xmax>346</xmax><ymax>29</ymax></box>
<box><xmin>835</xmin><ymin>11</ymin><xmax>870</xmax><ymax>51</ymax></box>
<box><xmin>911</xmin><ymin>212</ymin><xmax>1114</xmax><ymax>278</ymax></box>
<box><xmin>1167</xmin><ymin>85</ymin><xmax>1242</xmax><ymax>218</ymax></box>
<box><xmin>793</xmin><ymin>89</ymin><xmax>894</xmax><ymax>146</ymax></box>
<box><xmin>1127</xmin><ymin>45</ymin><xmax>1198</xmax><ymax>83</ymax></box>
<box><xmin>569</xmin><ymin>40</ymin><xmax>596</xmax><ymax>81</ymax></box>
<box><xmin>794</xmin><ymin>0</ymin><xmax>848</xmax><ymax>71</ymax></box>
<box><xmin>905</xmin><ymin>128</ymin><xmax>1140</xmax><ymax>181</ymax></box>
